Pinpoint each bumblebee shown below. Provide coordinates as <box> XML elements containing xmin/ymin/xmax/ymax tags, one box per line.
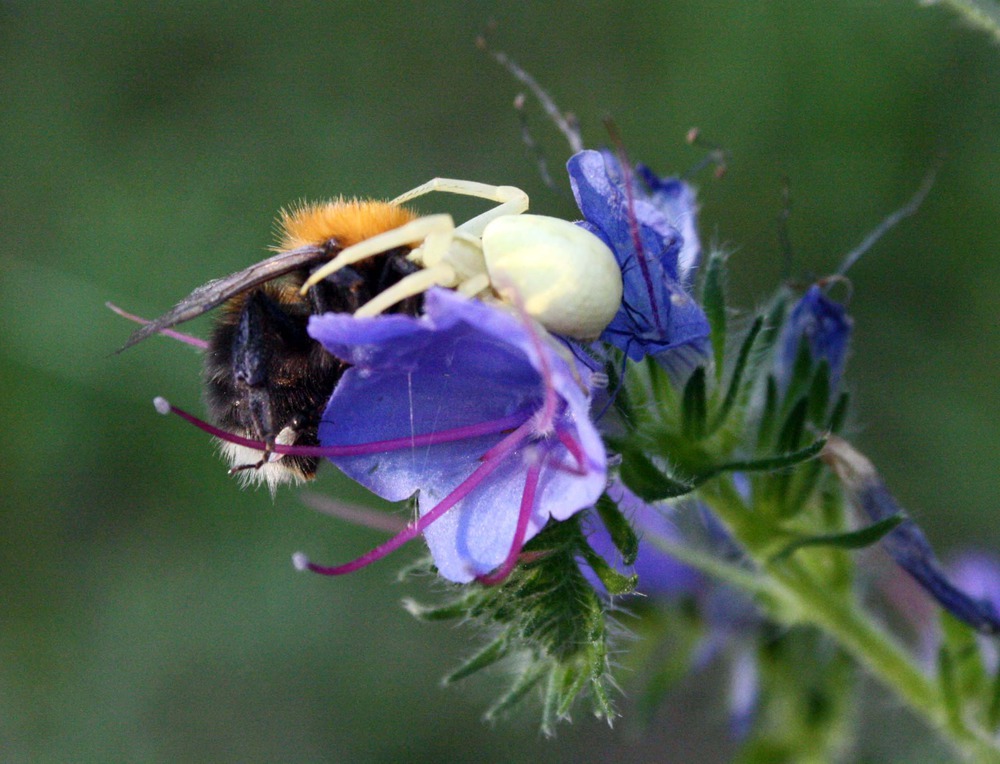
<box><xmin>122</xmin><ymin>178</ymin><xmax>622</xmax><ymax>490</ymax></box>
<box><xmin>123</xmin><ymin>200</ymin><xmax>423</xmax><ymax>490</ymax></box>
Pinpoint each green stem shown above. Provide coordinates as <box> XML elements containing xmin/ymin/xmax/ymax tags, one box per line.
<box><xmin>703</xmin><ymin>484</ymin><xmax>1000</xmax><ymax>762</ymax></box>
<box><xmin>774</xmin><ymin>563</ymin><xmax>999</xmax><ymax>762</ymax></box>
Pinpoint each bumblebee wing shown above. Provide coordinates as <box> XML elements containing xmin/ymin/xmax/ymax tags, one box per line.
<box><xmin>119</xmin><ymin>244</ymin><xmax>326</xmax><ymax>352</ymax></box>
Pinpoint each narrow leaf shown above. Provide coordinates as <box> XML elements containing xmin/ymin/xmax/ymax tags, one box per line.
<box><xmin>444</xmin><ymin>636</ymin><xmax>511</xmax><ymax>684</ymax></box>
<box><xmin>701</xmin><ymin>249</ymin><xmax>728</xmax><ymax>379</ymax></box>
<box><xmin>402</xmin><ymin>597</ymin><xmax>474</xmax><ymax>622</ymax></box>
<box><xmin>770</xmin><ymin>514</ymin><xmax>904</xmax><ymax>562</ymax></box>
<box><xmin>710</xmin><ymin>315</ymin><xmax>764</xmax><ymax>433</ymax></box>
<box><xmin>776</xmin><ymin>397</ymin><xmax>808</xmax><ymax>453</ymax></box>
<box><xmin>682</xmin><ymin>366</ymin><xmax>708</xmax><ymax>440</ymax></box>
<box><xmin>484</xmin><ymin>663</ymin><xmax>549</xmax><ymax>722</ymax></box>
<box><xmin>938</xmin><ymin>646</ymin><xmax>964</xmax><ymax>730</ymax></box>
<box><xmin>619</xmin><ymin>447</ymin><xmax>695</xmax><ymax>501</ymax></box>
<box><xmin>578</xmin><ymin>541</ymin><xmax>638</xmax><ymax>595</ymax></box>
<box><xmin>827</xmin><ymin>391</ymin><xmax>850</xmax><ymax>434</ymax></box>
<box><xmin>714</xmin><ymin>437</ymin><xmax>827</xmax><ymax>477</ymax></box>
<box><xmin>595</xmin><ymin>492</ymin><xmax>639</xmax><ymax>564</ymax></box>
<box><xmin>807</xmin><ymin>360</ymin><xmax>831</xmax><ymax>425</ymax></box>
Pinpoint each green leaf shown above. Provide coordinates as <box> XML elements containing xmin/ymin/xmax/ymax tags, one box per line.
<box><xmin>758</xmin><ymin>375</ymin><xmax>779</xmax><ymax>447</ymax></box>
<box><xmin>484</xmin><ymin>663</ymin><xmax>549</xmax><ymax>724</ymax></box>
<box><xmin>747</xmin><ymin>293</ymin><xmax>788</xmax><ymax>384</ymax></box>
<box><xmin>827</xmin><ymin>391</ymin><xmax>850</xmax><ymax>434</ymax></box>
<box><xmin>578</xmin><ymin>541</ymin><xmax>638</xmax><ymax>595</ymax></box>
<box><xmin>402</xmin><ymin>596</ymin><xmax>474</xmax><ymax>621</ymax></box>
<box><xmin>444</xmin><ymin>636</ymin><xmax>512</xmax><ymax>683</ymax></box>
<box><xmin>988</xmin><ymin>662</ymin><xmax>1000</xmax><ymax>732</ymax></box>
<box><xmin>779</xmin><ymin>458</ymin><xmax>824</xmax><ymax>519</ymax></box>
<box><xmin>715</xmin><ymin>437</ymin><xmax>827</xmax><ymax>476</ymax></box>
<box><xmin>776</xmin><ymin>397</ymin><xmax>808</xmax><ymax>453</ymax></box>
<box><xmin>783</xmin><ymin>337</ymin><xmax>815</xmax><ymax>414</ymax></box>
<box><xmin>940</xmin><ymin>610</ymin><xmax>989</xmax><ymax>710</ymax></box>
<box><xmin>807</xmin><ymin>360</ymin><xmax>831</xmax><ymax>425</ymax></box>
<box><xmin>701</xmin><ymin>249</ymin><xmax>728</xmax><ymax>379</ymax></box>
<box><xmin>709</xmin><ymin>315</ymin><xmax>763</xmax><ymax>434</ymax></box>
<box><xmin>618</xmin><ymin>447</ymin><xmax>695</xmax><ymax>501</ymax></box>
<box><xmin>594</xmin><ymin>492</ymin><xmax>639</xmax><ymax>564</ymax></box>
<box><xmin>770</xmin><ymin>514</ymin><xmax>903</xmax><ymax>562</ymax></box>
<box><xmin>681</xmin><ymin>365</ymin><xmax>708</xmax><ymax>440</ymax></box>
<box><xmin>939</xmin><ymin>646</ymin><xmax>964</xmax><ymax>730</ymax></box>
<box><xmin>554</xmin><ymin>663</ymin><xmax>589</xmax><ymax>719</ymax></box>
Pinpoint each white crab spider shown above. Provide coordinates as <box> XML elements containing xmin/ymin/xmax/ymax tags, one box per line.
<box><xmin>299</xmin><ymin>178</ymin><xmax>623</xmax><ymax>341</ymax></box>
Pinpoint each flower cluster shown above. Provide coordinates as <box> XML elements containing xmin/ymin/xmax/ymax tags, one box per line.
<box><xmin>125</xmin><ymin>135</ymin><xmax>1000</xmax><ymax>758</ymax></box>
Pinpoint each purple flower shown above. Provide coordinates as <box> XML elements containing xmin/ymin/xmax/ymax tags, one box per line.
<box><xmin>586</xmin><ymin>485</ymin><xmax>761</xmax><ymax>738</ymax></box>
<box><xmin>584</xmin><ymin>482</ymin><xmax>703</xmax><ymax>598</ymax></box>
<box><xmin>305</xmin><ymin>288</ymin><xmax>607</xmax><ymax>584</ymax></box>
<box><xmin>776</xmin><ymin>285</ymin><xmax>853</xmax><ymax>395</ymax></box>
<box><xmin>824</xmin><ymin>436</ymin><xmax>1000</xmax><ymax>635</ymax></box>
<box><xmin>567</xmin><ymin>149</ymin><xmax>710</xmax><ymax>375</ymax></box>
<box><xmin>950</xmin><ymin>552</ymin><xmax>1000</xmax><ymax>614</ymax></box>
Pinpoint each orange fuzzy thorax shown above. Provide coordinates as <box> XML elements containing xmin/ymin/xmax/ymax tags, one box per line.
<box><xmin>277</xmin><ymin>199</ymin><xmax>419</xmax><ymax>252</ymax></box>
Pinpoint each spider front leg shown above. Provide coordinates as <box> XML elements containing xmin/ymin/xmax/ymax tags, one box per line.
<box><xmin>391</xmin><ymin>178</ymin><xmax>530</xmax><ymax>238</ymax></box>
<box><xmin>299</xmin><ymin>214</ymin><xmax>455</xmax><ymax>293</ymax></box>
<box><xmin>298</xmin><ymin>213</ymin><xmax>473</xmax><ymax>317</ymax></box>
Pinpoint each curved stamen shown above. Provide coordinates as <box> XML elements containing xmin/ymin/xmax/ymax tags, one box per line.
<box><xmin>294</xmin><ymin>420</ymin><xmax>534</xmax><ymax>576</ymax></box>
<box><xmin>476</xmin><ymin>452</ymin><xmax>543</xmax><ymax>586</ymax></box>
<box><xmin>153</xmin><ymin>397</ymin><xmax>530</xmax><ymax>458</ymax></box>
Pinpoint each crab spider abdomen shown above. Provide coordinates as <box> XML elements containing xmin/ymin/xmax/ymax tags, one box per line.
<box><xmin>481</xmin><ymin>214</ymin><xmax>622</xmax><ymax>341</ymax></box>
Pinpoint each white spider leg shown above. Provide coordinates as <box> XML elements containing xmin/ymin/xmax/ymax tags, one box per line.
<box><xmin>391</xmin><ymin>178</ymin><xmax>529</xmax><ymax>238</ymax></box>
<box><xmin>353</xmin><ymin>262</ymin><xmax>458</xmax><ymax>317</ymax></box>
<box><xmin>299</xmin><ymin>214</ymin><xmax>454</xmax><ymax>294</ymax></box>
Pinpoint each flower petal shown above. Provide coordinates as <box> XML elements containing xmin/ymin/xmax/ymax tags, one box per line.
<box><xmin>308</xmin><ymin>289</ymin><xmax>607</xmax><ymax>582</ymax></box>
<box><xmin>567</xmin><ymin>149</ymin><xmax>710</xmax><ymax>368</ymax></box>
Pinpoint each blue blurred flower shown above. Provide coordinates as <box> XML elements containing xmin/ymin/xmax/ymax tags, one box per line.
<box><xmin>776</xmin><ymin>285</ymin><xmax>853</xmax><ymax>395</ymax></box>
<box><xmin>950</xmin><ymin>552</ymin><xmax>1000</xmax><ymax>615</ymax></box>
<box><xmin>567</xmin><ymin>149</ymin><xmax>710</xmax><ymax>376</ymax></box>
<box><xmin>306</xmin><ymin>288</ymin><xmax>607</xmax><ymax>583</ymax></box>
<box><xmin>585</xmin><ymin>482</ymin><xmax>703</xmax><ymax>598</ymax></box>
<box><xmin>586</xmin><ymin>484</ymin><xmax>761</xmax><ymax>737</ymax></box>
<box><xmin>825</xmin><ymin>437</ymin><xmax>1000</xmax><ymax>635</ymax></box>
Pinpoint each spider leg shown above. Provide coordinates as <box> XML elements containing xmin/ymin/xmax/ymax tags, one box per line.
<box><xmin>299</xmin><ymin>214</ymin><xmax>454</xmax><ymax>294</ymax></box>
<box><xmin>353</xmin><ymin>263</ymin><xmax>458</xmax><ymax>317</ymax></box>
<box><xmin>391</xmin><ymin>178</ymin><xmax>529</xmax><ymax>238</ymax></box>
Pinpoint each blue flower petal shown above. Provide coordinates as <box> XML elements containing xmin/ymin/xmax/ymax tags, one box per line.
<box><xmin>308</xmin><ymin>289</ymin><xmax>607</xmax><ymax>583</ymax></box>
<box><xmin>825</xmin><ymin>437</ymin><xmax>1000</xmax><ymax>635</ymax></box>
<box><xmin>776</xmin><ymin>285</ymin><xmax>853</xmax><ymax>395</ymax></box>
<box><xmin>584</xmin><ymin>482</ymin><xmax>703</xmax><ymax>598</ymax></box>
<box><xmin>567</xmin><ymin>149</ymin><xmax>710</xmax><ymax>367</ymax></box>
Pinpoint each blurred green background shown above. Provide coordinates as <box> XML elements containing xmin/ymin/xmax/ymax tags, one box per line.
<box><xmin>2</xmin><ymin>1</ymin><xmax>997</xmax><ymax>762</ymax></box>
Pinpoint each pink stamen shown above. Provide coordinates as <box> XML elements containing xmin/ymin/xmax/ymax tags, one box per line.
<box><xmin>556</xmin><ymin>427</ymin><xmax>588</xmax><ymax>475</ymax></box>
<box><xmin>603</xmin><ymin>123</ymin><xmax>663</xmax><ymax>332</ymax></box>
<box><xmin>498</xmin><ymin>287</ymin><xmax>559</xmax><ymax>435</ymax></box>
<box><xmin>106</xmin><ymin>302</ymin><xmax>209</xmax><ymax>350</ymax></box>
<box><xmin>153</xmin><ymin>397</ymin><xmax>530</xmax><ymax>458</ymax></box>
<box><xmin>477</xmin><ymin>453</ymin><xmax>543</xmax><ymax>586</ymax></box>
<box><xmin>294</xmin><ymin>421</ymin><xmax>535</xmax><ymax>576</ymax></box>
<box><xmin>298</xmin><ymin>492</ymin><xmax>408</xmax><ymax>534</ymax></box>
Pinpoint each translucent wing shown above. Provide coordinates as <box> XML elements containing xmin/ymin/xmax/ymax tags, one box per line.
<box><xmin>118</xmin><ymin>244</ymin><xmax>326</xmax><ymax>352</ymax></box>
